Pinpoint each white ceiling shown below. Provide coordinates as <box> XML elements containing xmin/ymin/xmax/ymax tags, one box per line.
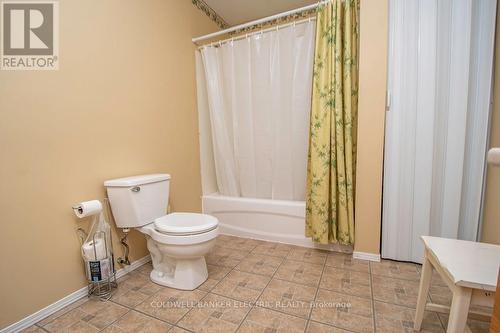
<box><xmin>203</xmin><ymin>0</ymin><xmax>317</xmax><ymax>26</ymax></box>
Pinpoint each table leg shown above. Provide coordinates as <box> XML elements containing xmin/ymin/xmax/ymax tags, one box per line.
<box><xmin>446</xmin><ymin>286</ymin><xmax>472</xmax><ymax>333</ymax></box>
<box><xmin>414</xmin><ymin>254</ymin><xmax>432</xmax><ymax>331</ymax></box>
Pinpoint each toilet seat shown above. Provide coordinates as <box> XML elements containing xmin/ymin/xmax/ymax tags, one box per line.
<box><xmin>154</xmin><ymin>213</ymin><xmax>218</xmax><ymax>236</ymax></box>
<box><xmin>139</xmin><ymin>222</ymin><xmax>218</xmax><ymax>246</ymax></box>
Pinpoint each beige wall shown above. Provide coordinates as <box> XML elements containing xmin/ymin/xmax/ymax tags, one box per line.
<box><xmin>481</xmin><ymin>2</ymin><xmax>500</xmax><ymax>246</ymax></box>
<box><xmin>0</xmin><ymin>0</ymin><xmax>218</xmax><ymax>328</ymax></box>
<box><xmin>354</xmin><ymin>0</ymin><xmax>388</xmax><ymax>255</ymax></box>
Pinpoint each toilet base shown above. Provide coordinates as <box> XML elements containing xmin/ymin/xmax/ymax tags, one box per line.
<box><xmin>141</xmin><ymin>226</ymin><xmax>217</xmax><ymax>290</ymax></box>
<box><xmin>150</xmin><ymin>257</ymin><xmax>208</xmax><ymax>290</ymax></box>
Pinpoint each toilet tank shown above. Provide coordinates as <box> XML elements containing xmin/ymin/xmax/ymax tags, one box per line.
<box><xmin>104</xmin><ymin>174</ymin><xmax>170</xmax><ymax>228</ymax></box>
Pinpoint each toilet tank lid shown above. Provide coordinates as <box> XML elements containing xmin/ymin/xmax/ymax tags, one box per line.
<box><xmin>104</xmin><ymin>174</ymin><xmax>170</xmax><ymax>187</ymax></box>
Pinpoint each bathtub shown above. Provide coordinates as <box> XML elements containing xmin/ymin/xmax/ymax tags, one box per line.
<box><xmin>202</xmin><ymin>193</ymin><xmax>352</xmax><ymax>252</ymax></box>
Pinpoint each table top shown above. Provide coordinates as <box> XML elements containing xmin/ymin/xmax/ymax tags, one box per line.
<box><xmin>422</xmin><ymin>236</ymin><xmax>500</xmax><ymax>291</ymax></box>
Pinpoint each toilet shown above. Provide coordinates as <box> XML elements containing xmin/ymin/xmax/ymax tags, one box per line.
<box><xmin>104</xmin><ymin>174</ymin><xmax>218</xmax><ymax>290</ymax></box>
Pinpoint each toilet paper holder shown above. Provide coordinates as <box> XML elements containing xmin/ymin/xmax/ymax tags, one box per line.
<box><xmin>72</xmin><ymin>205</ymin><xmax>84</xmax><ymax>215</ymax></box>
<box><xmin>73</xmin><ymin>199</ymin><xmax>117</xmax><ymax>300</ymax></box>
<box><xmin>72</xmin><ymin>200</ymin><xmax>103</xmax><ymax>219</ymax></box>
<box><xmin>82</xmin><ymin>230</ymin><xmax>117</xmax><ymax>300</ymax></box>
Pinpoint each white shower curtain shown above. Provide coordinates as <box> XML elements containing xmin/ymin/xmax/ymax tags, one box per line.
<box><xmin>199</xmin><ymin>21</ymin><xmax>315</xmax><ymax>200</ymax></box>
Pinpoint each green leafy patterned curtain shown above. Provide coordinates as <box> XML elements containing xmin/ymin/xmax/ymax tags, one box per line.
<box><xmin>305</xmin><ymin>0</ymin><xmax>359</xmax><ymax>245</ymax></box>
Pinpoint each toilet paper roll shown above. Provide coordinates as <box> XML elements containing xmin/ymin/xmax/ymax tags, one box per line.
<box><xmin>73</xmin><ymin>200</ymin><xmax>102</xmax><ymax>218</ymax></box>
<box><xmin>82</xmin><ymin>238</ymin><xmax>107</xmax><ymax>261</ymax></box>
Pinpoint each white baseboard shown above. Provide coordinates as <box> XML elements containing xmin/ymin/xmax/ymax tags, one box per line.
<box><xmin>353</xmin><ymin>251</ymin><xmax>381</xmax><ymax>262</ymax></box>
<box><xmin>1</xmin><ymin>255</ymin><xmax>151</xmax><ymax>333</ymax></box>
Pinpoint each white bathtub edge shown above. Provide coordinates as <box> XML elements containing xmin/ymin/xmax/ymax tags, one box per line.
<box><xmin>219</xmin><ymin>221</ymin><xmax>353</xmax><ymax>253</ymax></box>
<box><xmin>203</xmin><ymin>193</ymin><xmax>353</xmax><ymax>254</ymax></box>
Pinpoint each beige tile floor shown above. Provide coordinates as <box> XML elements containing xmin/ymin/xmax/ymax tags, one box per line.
<box><xmin>24</xmin><ymin>235</ymin><xmax>492</xmax><ymax>333</ymax></box>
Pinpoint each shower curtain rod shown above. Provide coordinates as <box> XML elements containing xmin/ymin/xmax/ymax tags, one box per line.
<box><xmin>196</xmin><ymin>17</ymin><xmax>316</xmax><ymax>49</ymax></box>
<box><xmin>192</xmin><ymin>2</ymin><xmax>322</xmax><ymax>44</ymax></box>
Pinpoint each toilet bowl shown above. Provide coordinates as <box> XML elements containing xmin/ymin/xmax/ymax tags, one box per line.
<box><xmin>140</xmin><ymin>213</ymin><xmax>218</xmax><ymax>289</ymax></box>
<box><xmin>104</xmin><ymin>174</ymin><xmax>218</xmax><ymax>290</ymax></box>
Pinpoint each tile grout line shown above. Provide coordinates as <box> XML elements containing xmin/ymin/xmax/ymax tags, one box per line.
<box><xmin>233</xmin><ymin>241</ymin><xmax>299</xmax><ymax>332</ymax></box>
<box><xmin>260</xmin><ymin>246</ymin><xmax>330</xmax><ymax>329</ymax></box>
<box><xmin>34</xmin><ymin>322</ymin><xmax>48</xmax><ymax>331</ymax></box>
<box><xmin>39</xmin><ymin>236</ymin><xmax>447</xmax><ymax>333</ymax></box>
<box><xmin>109</xmin><ymin>298</ymin><xmax>175</xmax><ymax>326</ymax></box>
<box><xmin>174</xmin><ymin>238</ymin><xmax>262</xmax><ymax>332</ymax></box>
<box><xmin>304</xmin><ymin>255</ymin><xmax>326</xmax><ymax>333</ymax></box>
<box><xmin>108</xmin><ymin>270</ymin><xmax>208</xmax><ymax>330</ymax></box>
<box><xmin>201</xmin><ymin>246</ymin><xmax>444</xmax><ymax>330</ymax></box>
<box><xmin>215</xmin><ymin>240</ymin><xmax>378</xmax><ymax>332</ymax></box>
<box><xmin>306</xmin><ymin>258</ymin><xmax>362</xmax><ymax>333</ymax></box>
<box><xmin>112</xmin><ymin>288</ymin><xmax>213</xmax><ymax>333</ymax></box>
<box><xmin>34</xmin><ymin>324</ymin><xmax>50</xmax><ymax>332</ymax></box>
<box><xmin>201</xmin><ymin>263</ymin><xmax>234</xmax><ymax>293</ymax></box>
<box><xmin>96</xmin><ymin>306</ymin><xmax>133</xmax><ymax>333</ymax></box>
<box><xmin>309</xmin><ymin>255</ymin><xmax>327</xmax><ymax>321</ymax></box>
<box><xmin>204</xmin><ymin>287</ymin><xmax>315</xmax><ymax>324</ymax></box>
<box><xmin>34</xmin><ymin>298</ymin><xmax>91</xmax><ymax>329</ymax></box>
<box><xmin>304</xmin><ymin>320</ymin><xmax>313</xmax><ymax>332</ymax></box>
<box><xmin>369</xmin><ymin>274</ymin><xmax>422</xmax><ymax>282</ymax></box>
<box><xmin>175</xmin><ymin>291</ymin><xmax>215</xmax><ymax>332</ymax></box>
<box><xmin>170</xmin><ymin>326</ymin><xmax>196</xmax><ymax>333</ymax></box>
<box><xmin>298</xmin><ymin>280</ymin><xmax>374</xmax><ymax>301</ymax></box>
<box><xmin>208</xmin><ymin>238</ymin><xmax>260</xmax><ymax>289</ymax></box>
<box><xmin>437</xmin><ymin>314</ymin><xmax>447</xmax><ymax>332</ymax></box>
<box><xmin>173</xmin><ymin>264</ymin><xmax>241</xmax><ymax>331</ymax></box>
<box><xmin>369</xmin><ymin>298</ymin><xmax>417</xmax><ymax>310</ymax></box>
<box><xmin>37</xmin><ymin>269</ymin><xmax>150</xmax><ymax>331</ymax></box>
<box><xmin>40</xmin><ymin>296</ymin><xmax>131</xmax><ymax>333</ymax></box>
<box><xmin>234</xmin><ymin>245</ymin><xmax>289</xmax><ymax>332</ymax></box>
<box><xmin>307</xmin><ymin>318</ymin><xmax>362</xmax><ymax>333</ymax></box>
<box><xmin>426</xmin><ymin>282</ymin><xmax>447</xmax><ymax>331</ymax></box>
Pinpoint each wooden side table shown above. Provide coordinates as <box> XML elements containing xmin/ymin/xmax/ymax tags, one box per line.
<box><xmin>491</xmin><ymin>269</ymin><xmax>500</xmax><ymax>333</ymax></box>
<box><xmin>414</xmin><ymin>236</ymin><xmax>499</xmax><ymax>332</ymax></box>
